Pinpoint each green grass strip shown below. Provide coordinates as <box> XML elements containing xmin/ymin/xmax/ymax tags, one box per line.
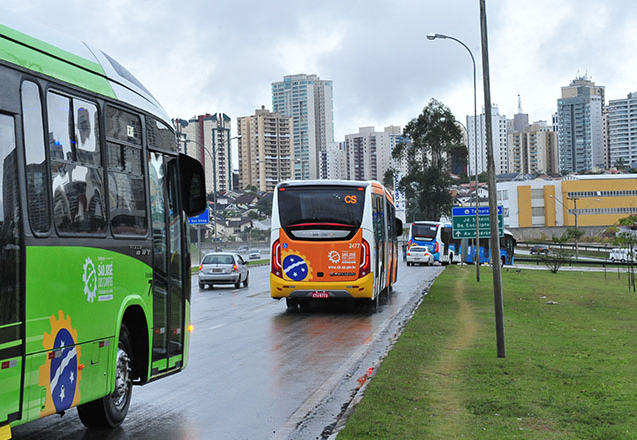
<box><xmin>339</xmin><ymin>266</ymin><xmax>637</xmax><ymax>439</ymax></box>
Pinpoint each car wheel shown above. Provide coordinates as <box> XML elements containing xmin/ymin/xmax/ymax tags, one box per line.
<box><xmin>243</xmin><ymin>274</ymin><xmax>249</xmax><ymax>287</ymax></box>
<box><xmin>235</xmin><ymin>279</ymin><xmax>241</xmax><ymax>288</ymax></box>
<box><xmin>78</xmin><ymin>324</ymin><xmax>133</xmax><ymax>427</ymax></box>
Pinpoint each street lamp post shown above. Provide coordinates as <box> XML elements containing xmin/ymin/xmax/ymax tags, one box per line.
<box><xmin>551</xmin><ymin>195</ymin><xmax>598</xmax><ymax>259</ymax></box>
<box><xmin>427</xmin><ymin>32</ymin><xmax>480</xmax><ymax>281</ymax></box>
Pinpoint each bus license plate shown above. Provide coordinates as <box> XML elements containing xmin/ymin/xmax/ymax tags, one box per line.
<box><xmin>311</xmin><ymin>291</ymin><xmax>329</xmax><ymax>299</ymax></box>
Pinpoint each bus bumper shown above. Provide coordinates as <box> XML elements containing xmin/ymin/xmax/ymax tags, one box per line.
<box><xmin>270</xmin><ymin>273</ymin><xmax>374</xmax><ymax>299</ymax></box>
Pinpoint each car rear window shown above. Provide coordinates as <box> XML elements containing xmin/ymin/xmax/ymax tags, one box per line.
<box><xmin>202</xmin><ymin>254</ymin><xmax>234</xmax><ymax>264</ymax></box>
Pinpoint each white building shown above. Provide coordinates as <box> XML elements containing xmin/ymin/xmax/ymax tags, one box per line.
<box><xmin>467</xmin><ymin>105</ymin><xmax>508</xmax><ymax>175</ymax></box>
<box><xmin>271</xmin><ymin>74</ymin><xmax>334</xmax><ymax>180</ymax></box>
<box><xmin>607</xmin><ymin>92</ymin><xmax>637</xmax><ymax>168</ymax></box>
<box><xmin>325</xmin><ymin>141</ymin><xmax>347</xmax><ymax>180</ymax></box>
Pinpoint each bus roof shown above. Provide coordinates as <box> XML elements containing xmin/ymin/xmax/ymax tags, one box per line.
<box><xmin>0</xmin><ymin>10</ymin><xmax>171</xmax><ymax>126</ymax></box>
<box><xmin>277</xmin><ymin>180</ymin><xmax>371</xmax><ymax>188</ymax></box>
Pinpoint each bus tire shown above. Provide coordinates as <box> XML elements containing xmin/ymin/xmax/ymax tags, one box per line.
<box><xmin>501</xmin><ymin>256</ymin><xmax>506</xmax><ymax>267</ymax></box>
<box><xmin>78</xmin><ymin>324</ymin><xmax>133</xmax><ymax>428</ymax></box>
<box><xmin>199</xmin><ymin>282</ymin><xmax>205</xmax><ymax>289</ymax></box>
<box><xmin>286</xmin><ymin>298</ymin><xmax>297</xmax><ymax>309</ymax></box>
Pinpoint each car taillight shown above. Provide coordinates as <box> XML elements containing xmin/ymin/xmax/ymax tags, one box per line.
<box><xmin>406</xmin><ymin>252</ymin><xmax>410</xmax><ymax>256</ymax></box>
<box><xmin>359</xmin><ymin>238</ymin><xmax>370</xmax><ymax>278</ymax></box>
<box><xmin>271</xmin><ymin>239</ymin><xmax>282</xmax><ymax>277</ymax></box>
<box><xmin>232</xmin><ymin>264</ymin><xmax>238</xmax><ymax>271</ymax></box>
<box><xmin>199</xmin><ymin>263</ymin><xmax>203</xmax><ymax>271</ymax></box>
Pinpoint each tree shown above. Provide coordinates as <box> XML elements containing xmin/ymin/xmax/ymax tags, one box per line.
<box><xmin>392</xmin><ymin>99</ymin><xmax>463</xmax><ymax>221</ymax></box>
<box><xmin>542</xmin><ymin>233</ymin><xmax>573</xmax><ymax>274</ymax></box>
<box><xmin>614</xmin><ymin>157</ymin><xmax>627</xmax><ymax>170</ymax></box>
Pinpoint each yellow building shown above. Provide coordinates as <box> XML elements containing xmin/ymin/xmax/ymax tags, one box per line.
<box><xmin>498</xmin><ymin>174</ymin><xmax>637</xmax><ymax>228</ymax></box>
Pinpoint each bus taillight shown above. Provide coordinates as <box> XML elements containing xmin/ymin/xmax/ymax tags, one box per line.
<box><xmin>435</xmin><ymin>241</ymin><xmax>439</xmax><ymax>253</ymax></box>
<box><xmin>271</xmin><ymin>239</ymin><xmax>282</xmax><ymax>277</ymax></box>
<box><xmin>359</xmin><ymin>238</ymin><xmax>370</xmax><ymax>277</ymax></box>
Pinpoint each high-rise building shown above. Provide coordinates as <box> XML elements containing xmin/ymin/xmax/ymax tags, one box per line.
<box><xmin>271</xmin><ymin>74</ymin><xmax>334</xmax><ymax>180</ymax></box>
<box><xmin>325</xmin><ymin>141</ymin><xmax>347</xmax><ymax>180</ymax></box>
<box><xmin>343</xmin><ymin>126</ymin><xmax>401</xmax><ymax>181</ymax></box>
<box><xmin>508</xmin><ymin>121</ymin><xmax>558</xmax><ymax>175</ymax></box>
<box><xmin>607</xmin><ymin>92</ymin><xmax>637</xmax><ymax>169</ymax></box>
<box><xmin>177</xmin><ymin>113</ymin><xmax>233</xmax><ymax>195</ymax></box>
<box><xmin>467</xmin><ymin>105</ymin><xmax>508</xmax><ymax>175</ymax></box>
<box><xmin>237</xmin><ymin>106</ymin><xmax>293</xmax><ymax>192</ymax></box>
<box><xmin>556</xmin><ymin>75</ymin><xmax>605</xmax><ymax>173</ymax></box>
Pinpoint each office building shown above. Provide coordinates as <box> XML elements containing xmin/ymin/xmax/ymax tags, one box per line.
<box><xmin>607</xmin><ymin>92</ymin><xmax>637</xmax><ymax>168</ymax></box>
<box><xmin>556</xmin><ymin>76</ymin><xmax>605</xmax><ymax>173</ymax></box>
<box><xmin>236</xmin><ymin>106</ymin><xmax>293</xmax><ymax>192</ymax></box>
<box><xmin>325</xmin><ymin>141</ymin><xmax>347</xmax><ymax>180</ymax></box>
<box><xmin>497</xmin><ymin>174</ymin><xmax>637</xmax><ymax>228</ymax></box>
<box><xmin>467</xmin><ymin>105</ymin><xmax>508</xmax><ymax>175</ymax></box>
<box><xmin>271</xmin><ymin>74</ymin><xmax>334</xmax><ymax>180</ymax></box>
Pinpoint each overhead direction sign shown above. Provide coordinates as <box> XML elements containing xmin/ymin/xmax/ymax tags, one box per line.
<box><xmin>451</xmin><ymin>206</ymin><xmax>503</xmax><ymax>239</ymax></box>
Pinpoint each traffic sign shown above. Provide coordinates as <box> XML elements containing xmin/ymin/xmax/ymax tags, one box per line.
<box><xmin>451</xmin><ymin>206</ymin><xmax>503</xmax><ymax>239</ymax></box>
<box><xmin>188</xmin><ymin>208</ymin><xmax>210</xmax><ymax>225</ymax></box>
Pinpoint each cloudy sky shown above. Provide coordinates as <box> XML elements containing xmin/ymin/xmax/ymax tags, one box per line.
<box><xmin>5</xmin><ymin>0</ymin><xmax>637</xmax><ymax>142</ymax></box>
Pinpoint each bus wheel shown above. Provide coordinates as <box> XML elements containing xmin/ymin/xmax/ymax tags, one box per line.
<box><xmin>199</xmin><ymin>282</ymin><xmax>206</xmax><ymax>289</ymax></box>
<box><xmin>286</xmin><ymin>298</ymin><xmax>297</xmax><ymax>310</ymax></box>
<box><xmin>500</xmin><ymin>256</ymin><xmax>506</xmax><ymax>267</ymax></box>
<box><xmin>369</xmin><ymin>294</ymin><xmax>380</xmax><ymax>312</ymax></box>
<box><xmin>78</xmin><ymin>324</ymin><xmax>133</xmax><ymax>428</ymax></box>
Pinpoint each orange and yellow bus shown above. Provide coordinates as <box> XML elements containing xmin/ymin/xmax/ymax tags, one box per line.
<box><xmin>270</xmin><ymin>180</ymin><xmax>402</xmax><ymax>311</ymax></box>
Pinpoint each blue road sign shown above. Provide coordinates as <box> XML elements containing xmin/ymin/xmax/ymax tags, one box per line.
<box><xmin>188</xmin><ymin>208</ymin><xmax>210</xmax><ymax>225</ymax></box>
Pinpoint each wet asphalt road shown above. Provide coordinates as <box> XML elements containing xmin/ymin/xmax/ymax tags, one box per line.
<box><xmin>12</xmin><ymin>262</ymin><xmax>443</xmax><ymax>440</ymax></box>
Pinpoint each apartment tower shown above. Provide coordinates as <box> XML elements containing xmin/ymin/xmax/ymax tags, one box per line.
<box><xmin>271</xmin><ymin>74</ymin><xmax>334</xmax><ymax>180</ymax></box>
<box><xmin>237</xmin><ymin>106</ymin><xmax>293</xmax><ymax>192</ymax></box>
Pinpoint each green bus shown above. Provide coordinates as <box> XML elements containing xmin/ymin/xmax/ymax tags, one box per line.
<box><xmin>0</xmin><ymin>12</ymin><xmax>206</xmax><ymax>438</ymax></box>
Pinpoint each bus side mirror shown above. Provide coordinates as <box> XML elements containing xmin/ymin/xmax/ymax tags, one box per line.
<box><xmin>395</xmin><ymin>218</ymin><xmax>403</xmax><ymax>236</ymax></box>
<box><xmin>179</xmin><ymin>153</ymin><xmax>207</xmax><ymax>216</ymax></box>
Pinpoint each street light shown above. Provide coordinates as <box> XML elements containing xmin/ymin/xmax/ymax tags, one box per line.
<box><xmin>427</xmin><ymin>32</ymin><xmax>480</xmax><ymax>281</ymax></box>
<box><xmin>550</xmin><ymin>195</ymin><xmax>599</xmax><ymax>259</ymax></box>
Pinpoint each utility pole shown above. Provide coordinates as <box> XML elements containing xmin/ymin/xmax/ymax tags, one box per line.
<box><xmin>480</xmin><ymin>0</ymin><xmax>506</xmax><ymax>358</ymax></box>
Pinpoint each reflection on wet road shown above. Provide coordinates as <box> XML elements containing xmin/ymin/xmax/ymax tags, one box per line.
<box><xmin>12</xmin><ymin>262</ymin><xmax>443</xmax><ymax>440</ymax></box>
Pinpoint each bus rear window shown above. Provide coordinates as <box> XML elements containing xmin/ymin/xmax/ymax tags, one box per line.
<box><xmin>278</xmin><ymin>186</ymin><xmax>364</xmax><ymax>229</ymax></box>
<box><xmin>412</xmin><ymin>223</ymin><xmax>438</xmax><ymax>239</ymax></box>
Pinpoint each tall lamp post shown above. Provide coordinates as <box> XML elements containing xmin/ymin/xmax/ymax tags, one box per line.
<box><xmin>427</xmin><ymin>32</ymin><xmax>480</xmax><ymax>282</ymax></box>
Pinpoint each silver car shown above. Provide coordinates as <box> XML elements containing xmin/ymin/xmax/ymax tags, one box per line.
<box><xmin>406</xmin><ymin>246</ymin><xmax>434</xmax><ymax>266</ymax></box>
<box><xmin>198</xmin><ymin>252</ymin><xmax>249</xmax><ymax>289</ymax></box>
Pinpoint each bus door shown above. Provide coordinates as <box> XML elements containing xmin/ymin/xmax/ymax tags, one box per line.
<box><xmin>372</xmin><ymin>195</ymin><xmax>385</xmax><ymax>294</ymax></box>
<box><xmin>148</xmin><ymin>152</ymin><xmax>184</xmax><ymax>376</ymax></box>
<box><xmin>0</xmin><ymin>114</ymin><xmax>23</xmax><ymax>427</ymax></box>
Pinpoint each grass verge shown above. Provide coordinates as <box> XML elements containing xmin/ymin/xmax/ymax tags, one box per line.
<box><xmin>338</xmin><ymin>266</ymin><xmax>637</xmax><ymax>439</ymax></box>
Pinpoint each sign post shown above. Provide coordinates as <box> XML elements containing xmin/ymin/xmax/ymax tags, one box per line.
<box><xmin>189</xmin><ymin>208</ymin><xmax>210</xmax><ymax>264</ymax></box>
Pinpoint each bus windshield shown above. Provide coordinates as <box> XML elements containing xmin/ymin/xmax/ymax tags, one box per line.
<box><xmin>278</xmin><ymin>186</ymin><xmax>365</xmax><ymax>228</ymax></box>
<box><xmin>412</xmin><ymin>223</ymin><xmax>438</xmax><ymax>240</ymax></box>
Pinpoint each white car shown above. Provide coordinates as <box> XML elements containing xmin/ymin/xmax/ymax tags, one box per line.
<box><xmin>406</xmin><ymin>246</ymin><xmax>434</xmax><ymax>266</ymax></box>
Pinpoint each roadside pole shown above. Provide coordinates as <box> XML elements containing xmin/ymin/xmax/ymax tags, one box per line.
<box><xmin>480</xmin><ymin>0</ymin><xmax>506</xmax><ymax>358</ymax></box>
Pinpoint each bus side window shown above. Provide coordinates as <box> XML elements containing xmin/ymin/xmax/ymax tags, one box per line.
<box><xmin>47</xmin><ymin>91</ymin><xmax>106</xmax><ymax>235</ymax></box>
<box><xmin>21</xmin><ymin>80</ymin><xmax>51</xmax><ymax>234</ymax></box>
<box><xmin>105</xmin><ymin>106</ymin><xmax>146</xmax><ymax>236</ymax></box>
